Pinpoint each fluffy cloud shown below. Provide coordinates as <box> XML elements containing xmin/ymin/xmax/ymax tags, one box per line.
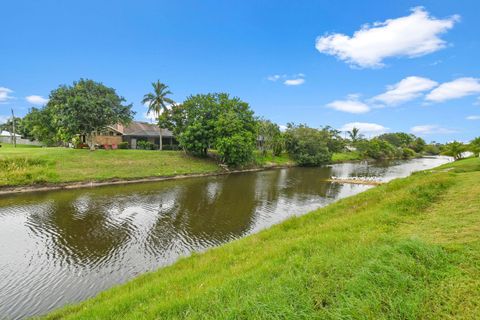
<box><xmin>425</xmin><ymin>77</ymin><xmax>480</xmax><ymax>102</ymax></box>
<box><xmin>0</xmin><ymin>87</ymin><xmax>14</xmax><ymax>103</ymax></box>
<box><xmin>26</xmin><ymin>95</ymin><xmax>49</xmax><ymax>105</ymax></box>
<box><xmin>315</xmin><ymin>7</ymin><xmax>459</xmax><ymax>68</ymax></box>
<box><xmin>466</xmin><ymin>115</ymin><xmax>480</xmax><ymax>120</ymax></box>
<box><xmin>327</xmin><ymin>95</ymin><xmax>370</xmax><ymax>113</ymax></box>
<box><xmin>340</xmin><ymin>122</ymin><xmax>388</xmax><ymax>135</ymax></box>
<box><xmin>372</xmin><ymin>76</ymin><xmax>438</xmax><ymax>105</ymax></box>
<box><xmin>284</xmin><ymin>78</ymin><xmax>305</xmax><ymax>86</ymax></box>
<box><xmin>410</xmin><ymin>124</ymin><xmax>456</xmax><ymax>134</ymax></box>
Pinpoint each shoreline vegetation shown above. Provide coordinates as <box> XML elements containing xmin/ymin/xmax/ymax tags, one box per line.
<box><xmin>0</xmin><ymin>144</ymin><xmax>372</xmax><ymax>193</ymax></box>
<box><xmin>41</xmin><ymin>157</ymin><xmax>480</xmax><ymax>319</ymax></box>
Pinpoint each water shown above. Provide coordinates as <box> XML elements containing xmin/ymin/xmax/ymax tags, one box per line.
<box><xmin>0</xmin><ymin>157</ymin><xmax>450</xmax><ymax>319</ymax></box>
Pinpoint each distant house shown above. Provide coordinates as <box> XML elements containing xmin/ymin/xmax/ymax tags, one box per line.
<box><xmin>80</xmin><ymin>121</ymin><xmax>178</xmax><ymax>149</ymax></box>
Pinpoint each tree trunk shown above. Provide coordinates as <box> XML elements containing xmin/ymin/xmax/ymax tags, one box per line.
<box><xmin>87</xmin><ymin>132</ymin><xmax>96</xmax><ymax>151</ymax></box>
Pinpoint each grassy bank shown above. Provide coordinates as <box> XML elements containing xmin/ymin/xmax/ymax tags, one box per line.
<box><xmin>42</xmin><ymin>157</ymin><xmax>480</xmax><ymax>319</ymax></box>
<box><xmin>0</xmin><ymin>144</ymin><xmax>220</xmax><ymax>187</ymax></box>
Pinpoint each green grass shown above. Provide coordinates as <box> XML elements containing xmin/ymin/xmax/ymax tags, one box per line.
<box><xmin>42</xmin><ymin>157</ymin><xmax>480</xmax><ymax>319</ymax></box>
<box><xmin>331</xmin><ymin>151</ymin><xmax>362</xmax><ymax>162</ymax></box>
<box><xmin>253</xmin><ymin>151</ymin><xmax>293</xmax><ymax>166</ymax></box>
<box><xmin>0</xmin><ymin>144</ymin><xmax>220</xmax><ymax>187</ymax></box>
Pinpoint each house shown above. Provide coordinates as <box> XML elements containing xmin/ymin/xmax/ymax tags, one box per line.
<box><xmin>80</xmin><ymin>121</ymin><xmax>178</xmax><ymax>149</ymax></box>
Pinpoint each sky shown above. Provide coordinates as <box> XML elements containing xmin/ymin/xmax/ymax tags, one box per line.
<box><xmin>1</xmin><ymin>0</ymin><xmax>479</xmax><ymax>143</ymax></box>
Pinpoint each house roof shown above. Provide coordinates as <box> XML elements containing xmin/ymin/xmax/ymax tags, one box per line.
<box><xmin>109</xmin><ymin>121</ymin><xmax>173</xmax><ymax>137</ymax></box>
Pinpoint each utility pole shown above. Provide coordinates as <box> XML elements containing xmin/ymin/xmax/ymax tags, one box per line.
<box><xmin>11</xmin><ymin>108</ymin><xmax>16</xmax><ymax>148</ymax></box>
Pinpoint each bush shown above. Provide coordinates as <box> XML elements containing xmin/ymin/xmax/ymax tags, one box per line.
<box><xmin>162</xmin><ymin>144</ymin><xmax>180</xmax><ymax>151</ymax></box>
<box><xmin>284</xmin><ymin>124</ymin><xmax>332</xmax><ymax>166</ymax></box>
<box><xmin>137</xmin><ymin>140</ymin><xmax>157</xmax><ymax>150</ymax></box>
<box><xmin>357</xmin><ymin>138</ymin><xmax>398</xmax><ymax>160</ymax></box>
<box><xmin>402</xmin><ymin>147</ymin><xmax>416</xmax><ymax>159</ymax></box>
<box><xmin>216</xmin><ymin>133</ymin><xmax>255</xmax><ymax>166</ymax></box>
<box><xmin>118</xmin><ymin>142</ymin><xmax>129</xmax><ymax>149</ymax></box>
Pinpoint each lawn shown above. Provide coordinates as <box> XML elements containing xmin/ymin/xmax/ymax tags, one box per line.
<box><xmin>42</xmin><ymin>157</ymin><xmax>480</xmax><ymax>319</ymax></box>
<box><xmin>0</xmin><ymin>144</ymin><xmax>220</xmax><ymax>187</ymax></box>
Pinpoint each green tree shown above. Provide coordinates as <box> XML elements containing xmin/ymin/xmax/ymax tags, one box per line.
<box><xmin>21</xmin><ymin>107</ymin><xmax>59</xmax><ymax>145</ymax></box>
<box><xmin>161</xmin><ymin>93</ymin><xmax>257</xmax><ymax>166</ymax></box>
<box><xmin>443</xmin><ymin>141</ymin><xmax>466</xmax><ymax>161</ymax></box>
<box><xmin>141</xmin><ymin>81</ymin><xmax>175</xmax><ymax>150</ymax></box>
<box><xmin>257</xmin><ymin>119</ymin><xmax>283</xmax><ymax>156</ymax></box>
<box><xmin>348</xmin><ymin>127</ymin><xmax>361</xmax><ymax>143</ymax></box>
<box><xmin>47</xmin><ymin>79</ymin><xmax>134</xmax><ymax>149</ymax></box>
<box><xmin>469</xmin><ymin>137</ymin><xmax>480</xmax><ymax>157</ymax></box>
<box><xmin>284</xmin><ymin>124</ymin><xmax>331</xmax><ymax>166</ymax></box>
<box><xmin>356</xmin><ymin>138</ymin><xmax>399</xmax><ymax>160</ymax></box>
<box><xmin>321</xmin><ymin>126</ymin><xmax>346</xmax><ymax>153</ymax></box>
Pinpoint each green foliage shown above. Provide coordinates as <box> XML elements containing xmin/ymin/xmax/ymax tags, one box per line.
<box><xmin>46</xmin><ymin>79</ymin><xmax>134</xmax><ymax>148</ymax></box>
<box><xmin>469</xmin><ymin>137</ymin><xmax>480</xmax><ymax>157</ymax></box>
<box><xmin>442</xmin><ymin>141</ymin><xmax>467</xmax><ymax>160</ymax></box>
<box><xmin>137</xmin><ymin>140</ymin><xmax>157</xmax><ymax>150</ymax></box>
<box><xmin>424</xmin><ymin>144</ymin><xmax>442</xmax><ymax>155</ymax></box>
<box><xmin>118</xmin><ymin>142</ymin><xmax>129</xmax><ymax>149</ymax></box>
<box><xmin>402</xmin><ymin>147</ymin><xmax>416</xmax><ymax>159</ymax></box>
<box><xmin>356</xmin><ymin>138</ymin><xmax>400</xmax><ymax>160</ymax></box>
<box><xmin>321</xmin><ymin>126</ymin><xmax>346</xmax><ymax>153</ymax></box>
<box><xmin>257</xmin><ymin>119</ymin><xmax>284</xmax><ymax>156</ymax></box>
<box><xmin>378</xmin><ymin>132</ymin><xmax>425</xmax><ymax>153</ymax></box>
<box><xmin>284</xmin><ymin>124</ymin><xmax>332</xmax><ymax>166</ymax></box>
<box><xmin>141</xmin><ymin>81</ymin><xmax>174</xmax><ymax>150</ymax></box>
<box><xmin>348</xmin><ymin>127</ymin><xmax>362</xmax><ymax>142</ymax></box>
<box><xmin>21</xmin><ymin>107</ymin><xmax>60</xmax><ymax>146</ymax></box>
<box><xmin>162</xmin><ymin>93</ymin><xmax>257</xmax><ymax>166</ymax></box>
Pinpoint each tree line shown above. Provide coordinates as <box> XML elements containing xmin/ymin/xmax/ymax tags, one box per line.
<box><xmin>2</xmin><ymin>78</ymin><xmax>479</xmax><ymax>166</ymax></box>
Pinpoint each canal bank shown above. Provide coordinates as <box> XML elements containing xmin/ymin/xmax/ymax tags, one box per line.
<box><xmin>0</xmin><ymin>158</ymin><xmax>453</xmax><ymax>319</ymax></box>
<box><xmin>40</xmin><ymin>157</ymin><xmax>479</xmax><ymax>319</ymax></box>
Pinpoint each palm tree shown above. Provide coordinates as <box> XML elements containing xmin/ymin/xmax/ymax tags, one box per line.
<box><xmin>141</xmin><ymin>81</ymin><xmax>175</xmax><ymax>150</ymax></box>
<box><xmin>348</xmin><ymin>127</ymin><xmax>360</xmax><ymax>143</ymax></box>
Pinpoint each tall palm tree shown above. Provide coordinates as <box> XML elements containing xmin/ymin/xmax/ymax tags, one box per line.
<box><xmin>348</xmin><ymin>127</ymin><xmax>360</xmax><ymax>143</ymax></box>
<box><xmin>141</xmin><ymin>81</ymin><xmax>174</xmax><ymax>150</ymax></box>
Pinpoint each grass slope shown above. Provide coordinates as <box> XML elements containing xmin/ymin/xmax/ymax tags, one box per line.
<box><xmin>42</xmin><ymin>157</ymin><xmax>480</xmax><ymax>319</ymax></box>
<box><xmin>0</xmin><ymin>144</ymin><xmax>220</xmax><ymax>187</ymax></box>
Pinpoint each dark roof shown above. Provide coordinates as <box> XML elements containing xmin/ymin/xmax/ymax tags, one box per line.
<box><xmin>110</xmin><ymin>121</ymin><xmax>173</xmax><ymax>137</ymax></box>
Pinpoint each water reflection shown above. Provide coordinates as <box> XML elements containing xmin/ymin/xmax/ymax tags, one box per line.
<box><xmin>0</xmin><ymin>157</ymin><xmax>450</xmax><ymax>319</ymax></box>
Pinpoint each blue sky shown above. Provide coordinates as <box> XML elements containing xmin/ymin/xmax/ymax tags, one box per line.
<box><xmin>1</xmin><ymin>0</ymin><xmax>479</xmax><ymax>142</ymax></box>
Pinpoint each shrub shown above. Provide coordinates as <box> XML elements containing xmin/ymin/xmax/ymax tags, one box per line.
<box><xmin>284</xmin><ymin>124</ymin><xmax>332</xmax><ymax>166</ymax></box>
<box><xmin>137</xmin><ymin>140</ymin><xmax>157</xmax><ymax>150</ymax></box>
<box><xmin>118</xmin><ymin>142</ymin><xmax>129</xmax><ymax>149</ymax></box>
<box><xmin>402</xmin><ymin>147</ymin><xmax>416</xmax><ymax>159</ymax></box>
<box><xmin>216</xmin><ymin>133</ymin><xmax>255</xmax><ymax>166</ymax></box>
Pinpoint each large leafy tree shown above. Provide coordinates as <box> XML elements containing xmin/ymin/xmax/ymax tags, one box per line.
<box><xmin>21</xmin><ymin>107</ymin><xmax>59</xmax><ymax>145</ymax></box>
<box><xmin>47</xmin><ymin>79</ymin><xmax>134</xmax><ymax>149</ymax></box>
<box><xmin>141</xmin><ymin>81</ymin><xmax>175</xmax><ymax>150</ymax></box>
<box><xmin>160</xmin><ymin>93</ymin><xmax>257</xmax><ymax>165</ymax></box>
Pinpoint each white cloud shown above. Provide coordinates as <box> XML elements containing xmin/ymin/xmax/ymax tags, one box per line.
<box><xmin>425</xmin><ymin>77</ymin><xmax>480</xmax><ymax>102</ymax></box>
<box><xmin>327</xmin><ymin>95</ymin><xmax>370</xmax><ymax>113</ymax></box>
<box><xmin>267</xmin><ymin>73</ymin><xmax>305</xmax><ymax>86</ymax></box>
<box><xmin>466</xmin><ymin>115</ymin><xmax>480</xmax><ymax>120</ymax></box>
<box><xmin>340</xmin><ymin>122</ymin><xmax>388</xmax><ymax>136</ymax></box>
<box><xmin>284</xmin><ymin>78</ymin><xmax>305</xmax><ymax>86</ymax></box>
<box><xmin>25</xmin><ymin>95</ymin><xmax>49</xmax><ymax>105</ymax></box>
<box><xmin>315</xmin><ymin>7</ymin><xmax>459</xmax><ymax>68</ymax></box>
<box><xmin>372</xmin><ymin>76</ymin><xmax>438</xmax><ymax>105</ymax></box>
<box><xmin>410</xmin><ymin>124</ymin><xmax>456</xmax><ymax>134</ymax></box>
<box><xmin>0</xmin><ymin>87</ymin><xmax>14</xmax><ymax>103</ymax></box>
<box><xmin>267</xmin><ymin>75</ymin><xmax>283</xmax><ymax>82</ymax></box>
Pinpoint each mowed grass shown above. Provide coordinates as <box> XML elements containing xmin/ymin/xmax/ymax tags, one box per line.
<box><xmin>42</xmin><ymin>157</ymin><xmax>480</xmax><ymax>319</ymax></box>
<box><xmin>332</xmin><ymin>151</ymin><xmax>362</xmax><ymax>162</ymax></box>
<box><xmin>0</xmin><ymin>144</ymin><xmax>220</xmax><ymax>187</ymax></box>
